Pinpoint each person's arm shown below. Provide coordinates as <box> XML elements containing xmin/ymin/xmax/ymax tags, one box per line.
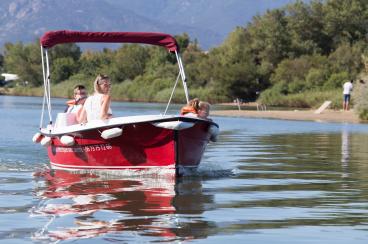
<box><xmin>100</xmin><ymin>94</ymin><xmax>112</xmax><ymax>120</ymax></box>
<box><xmin>77</xmin><ymin>106</ymin><xmax>87</xmax><ymax>123</ymax></box>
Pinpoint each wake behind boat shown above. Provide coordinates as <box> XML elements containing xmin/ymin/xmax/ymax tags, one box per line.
<box><xmin>33</xmin><ymin>30</ymin><xmax>219</xmax><ymax>176</ymax></box>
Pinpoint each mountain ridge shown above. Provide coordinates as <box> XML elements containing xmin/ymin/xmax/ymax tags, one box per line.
<box><xmin>0</xmin><ymin>0</ymin><xmax>298</xmax><ymax>50</ymax></box>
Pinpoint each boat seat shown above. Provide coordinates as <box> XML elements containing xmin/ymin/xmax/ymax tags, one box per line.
<box><xmin>54</xmin><ymin>113</ymin><xmax>78</xmax><ymax>128</ymax></box>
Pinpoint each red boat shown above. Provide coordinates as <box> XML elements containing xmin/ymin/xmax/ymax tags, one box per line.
<box><xmin>34</xmin><ymin>30</ymin><xmax>219</xmax><ymax>175</ymax></box>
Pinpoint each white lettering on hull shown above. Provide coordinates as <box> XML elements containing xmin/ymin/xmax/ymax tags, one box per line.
<box><xmin>54</xmin><ymin>143</ymin><xmax>113</xmax><ymax>153</ymax></box>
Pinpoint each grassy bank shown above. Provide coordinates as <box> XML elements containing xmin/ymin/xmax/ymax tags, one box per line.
<box><xmin>1</xmin><ymin>84</ymin><xmax>344</xmax><ymax>109</ymax></box>
<box><xmin>2</xmin><ymin>80</ymin><xmax>364</xmax><ymax>121</ymax></box>
<box><xmin>1</xmin><ymin>74</ymin><xmax>223</xmax><ymax>103</ymax></box>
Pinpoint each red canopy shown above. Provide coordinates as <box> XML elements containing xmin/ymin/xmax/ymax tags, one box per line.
<box><xmin>40</xmin><ymin>30</ymin><xmax>179</xmax><ymax>52</ymax></box>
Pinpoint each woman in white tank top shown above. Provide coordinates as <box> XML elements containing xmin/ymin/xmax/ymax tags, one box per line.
<box><xmin>80</xmin><ymin>74</ymin><xmax>112</xmax><ymax>122</ymax></box>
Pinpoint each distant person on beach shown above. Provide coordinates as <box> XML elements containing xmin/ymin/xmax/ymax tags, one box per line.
<box><xmin>64</xmin><ymin>85</ymin><xmax>87</xmax><ymax>123</ymax></box>
<box><xmin>343</xmin><ymin>79</ymin><xmax>353</xmax><ymax>111</ymax></box>
<box><xmin>80</xmin><ymin>74</ymin><xmax>112</xmax><ymax>122</ymax></box>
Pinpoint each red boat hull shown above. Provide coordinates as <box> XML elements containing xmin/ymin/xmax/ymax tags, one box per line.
<box><xmin>47</xmin><ymin>121</ymin><xmax>212</xmax><ymax>172</ymax></box>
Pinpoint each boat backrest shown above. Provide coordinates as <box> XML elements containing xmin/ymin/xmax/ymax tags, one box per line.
<box><xmin>54</xmin><ymin>113</ymin><xmax>78</xmax><ymax>128</ymax></box>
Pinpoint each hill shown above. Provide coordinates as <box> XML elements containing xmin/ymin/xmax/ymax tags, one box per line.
<box><xmin>0</xmin><ymin>0</ymin><xmax>298</xmax><ymax>50</ymax></box>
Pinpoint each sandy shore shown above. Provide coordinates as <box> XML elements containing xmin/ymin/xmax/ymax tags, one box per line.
<box><xmin>212</xmin><ymin>109</ymin><xmax>363</xmax><ymax>124</ymax></box>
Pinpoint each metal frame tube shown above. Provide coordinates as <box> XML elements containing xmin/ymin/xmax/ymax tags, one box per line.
<box><xmin>175</xmin><ymin>51</ymin><xmax>189</xmax><ymax>103</ymax></box>
<box><xmin>163</xmin><ymin>72</ymin><xmax>181</xmax><ymax>116</ymax></box>
<box><xmin>44</xmin><ymin>49</ymin><xmax>53</xmax><ymax>124</ymax></box>
<box><xmin>39</xmin><ymin>46</ymin><xmax>47</xmax><ymax>129</ymax></box>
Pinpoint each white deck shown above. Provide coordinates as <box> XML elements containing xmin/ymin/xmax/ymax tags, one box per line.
<box><xmin>40</xmin><ymin>114</ymin><xmax>210</xmax><ymax>136</ymax></box>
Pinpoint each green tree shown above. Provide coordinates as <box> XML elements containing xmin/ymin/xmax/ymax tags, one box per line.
<box><xmin>271</xmin><ymin>54</ymin><xmax>328</xmax><ymax>92</ymax></box>
<box><xmin>202</xmin><ymin>28</ymin><xmax>261</xmax><ymax>100</ymax></box>
<box><xmin>323</xmin><ymin>0</ymin><xmax>368</xmax><ymax>47</ymax></box>
<box><xmin>305</xmin><ymin>68</ymin><xmax>328</xmax><ymax>88</ymax></box>
<box><xmin>323</xmin><ymin>71</ymin><xmax>349</xmax><ymax>89</ymax></box>
<box><xmin>48</xmin><ymin>43</ymin><xmax>81</xmax><ymax>83</ymax></box>
<box><xmin>145</xmin><ymin>46</ymin><xmax>171</xmax><ymax>74</ymax></box>
<box><xmin>79</xmin><ymin>49</ymin><xmax>114</xmax><ymax>77</ymax></box>
<box><xmin>3</xmin><ymin>41</ymin><xmax>42</xmax><ymax>86</ymax></box>
<box><xmin>247</xmin><ymin>9</ymin><xmax>291</xmax><ymax>69</ymax></box>
<box><xmin>175</xmin><ymin>33</ymin><xmax>190</xmax><ymax>54</ymax></box>
<box><xmin>51</xmin><ymin>57</ymin><xmax>78</xmax><ymax>83</ymax></box>
<box><xmin>182</xmin><ymin>42</ymin><xmax>208</xmax><ymax>88</ymax></box>
<box><xmin>285</xmin><ymin>0</ymin><xmax>329</xmax><ymax>55</ymax></box>
<box><xmin>49</xmin><ymin>43</ymin><xmax>81</xmax><ymax>61</ymax></box>
<box><xmin>328</xmin><ymin>42</ymin><xmax>364</xmax><ymax>78</ymax></box>
<box><xmin>110</xmin><ymin>44</ymin><xmax>149</xmax><ymax>82</ymax></box>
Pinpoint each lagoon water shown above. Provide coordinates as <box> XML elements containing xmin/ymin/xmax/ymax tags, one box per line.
<box><xmin>1</xmin><ymin>95</ymin><xmax>368</xmax><ymax>243</ymax></box>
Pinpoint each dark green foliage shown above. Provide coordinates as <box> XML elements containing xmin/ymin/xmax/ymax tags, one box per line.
<box><xmin>51</xmin><ymin>57</ymin><xmax>78</xmax><ymax>83</ymax></box>
<box><xmin>3</xmin><ymin>41</ymin><xmax>42</xmax><ymax>86</ymax></box>
<box><xmin>49</xmin><ymin>43</ymin><xmax>81</xmax><ymax>61</ymax></box>
<box><xmin>327</xmin><ymin>42</ymin><xmax>364</xmax><ymax>77</ymax></box>
<box><xmin>175</xmin><ymin>33</ymin><xmax>190</xmax><ymax>54</ymax></box>
<box><xmin>0</xmin><ymin>53</ymin><xmax>4</xmax><ymax>73</ymax></box>
<box><xmin>323</xmin><ymin>72</ymin><xmax>349</xmax><ymax>90</ymax></box>
<box><xmin>49</xmin><ymin>43</ymin><xmax>81</xmax><ymax>83</ymax></box>
<box><xmin>352</xmin><ymin>80</ymin><xmax>368</xmax><ymax>120</ymax></box>
<box><xmin>323</xmin><ymin>0</ymin><xmax>368</xmax><ymax>48</ymax></box>
<box><xmin>109</xmin><ymin>44</ymin><xmax>149</xmax><ymax>82</ymax></box>
<box><xmin>285</xmin><ymin>1</ymin><xmax>328</xmax><ymax>55</ymax></box>
<box><xmin>79</xmin><ymin>49</ymin><xmax>114</xmax><ymax>77</ymax></box>
<box><xmin>257</xmin><ymin>0</ymin><xmax>368</xmax><ymax>107</ymax></box>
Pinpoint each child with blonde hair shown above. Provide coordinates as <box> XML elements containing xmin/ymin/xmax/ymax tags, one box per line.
<box><xmin>180</xmin><ymin>98</ymin><xmax>211</xmax><ymax>120</ymax></box>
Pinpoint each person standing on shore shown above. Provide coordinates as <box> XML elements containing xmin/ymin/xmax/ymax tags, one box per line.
<box><xmin>343</xmin><ymin>79</ymin><xmax>353</xmax><ymax>111</ymax></box>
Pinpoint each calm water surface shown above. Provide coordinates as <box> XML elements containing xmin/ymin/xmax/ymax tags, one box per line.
<box><xmin>1</xmin><ymin>95</ymin><xmax>368</xmax><ymax>243</ymax></box>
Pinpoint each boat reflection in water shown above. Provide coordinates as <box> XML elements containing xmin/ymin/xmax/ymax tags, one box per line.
<box><xmin>31</xmin><ymin>168</ymin><xmax>213</xmax><ymax>242</ymax></box>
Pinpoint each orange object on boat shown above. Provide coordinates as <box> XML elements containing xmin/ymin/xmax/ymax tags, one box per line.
<box><xmin>180</xmin><ymin>106</ymin><xmax>197</xmax><ymax>115</ymax></box>
<box><xmin>66</xmin><ymin>99</ymin><xmax>76</xmax><ymax>106</ymax></box>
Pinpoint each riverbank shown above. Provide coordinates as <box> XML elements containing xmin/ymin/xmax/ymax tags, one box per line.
<box><xmin>0</xmin><ymin>91</ymin><xmax>363</xmax><ymax>123</ymax></box>
<box><xmin>212</xmin><ymin>109</ymin><xmax>362</xmax><ymax>124</ymax></box>
<box><xmin>0</xmin><ymin>87</ymin><xmax>7</xmax><ymax>95</ymax></box>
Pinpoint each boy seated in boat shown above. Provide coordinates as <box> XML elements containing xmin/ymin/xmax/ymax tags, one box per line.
<box><xmin>65</xmin><ymin>85</ymin><xmax>88</xmax><ymax>123</ymax></box>
<box><xmin>197</xmin><ymin>101</ymin><xmax>211</xmax><ymax>120</ymax></box>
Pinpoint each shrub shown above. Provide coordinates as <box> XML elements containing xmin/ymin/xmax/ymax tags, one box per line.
<box><xmin>353</xmin><ymin>80</ymin><xmax>368</xmax><ymax>120</ymax></box>
<box><xmin>305</xmin><ymin>68</ymin><xmax>328</xmax><ymax>88</ymax></box>
<box><xmin>323</xmin><ymin>71</ymin><xmax>349</xmax><ymax>90</ymax></box>
<box><xmin>288</xmin><ymin>80</ymin><xmax>306</xmax><ymax>93</ymax></box>
<box><xmin>51</xmin><ymin>73</ymin><xmax>93</xmax><ymax>98</ymax></box>
<box><xmin>12</xmin><ymin>86</ymin><xmax>43</xmax><ymax>96</ymax></box>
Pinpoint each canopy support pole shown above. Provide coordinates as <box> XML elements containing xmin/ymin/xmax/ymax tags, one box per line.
<box><xmin>163</xmin><ymin>72</ymin><xmax>181</xmax><ymax>116</ymax></box>
<box><xmin>39</xmin><ymin>46</ymin><xmax>47</xmax><ymax>129</ymax></box>
<box><xmin>175</xmin><ymin>51</ymin><xmax>189</xmax><ymax>103</ymax></box>
<box><xmin>39</xmin><ymin>46</ymin><xmax>53</xmax><ymax>131</ymax></box>
<box><xmin>45</xmin><ymin>49</ymin><xmax>53</xmax><ymax>127</ymax></box>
